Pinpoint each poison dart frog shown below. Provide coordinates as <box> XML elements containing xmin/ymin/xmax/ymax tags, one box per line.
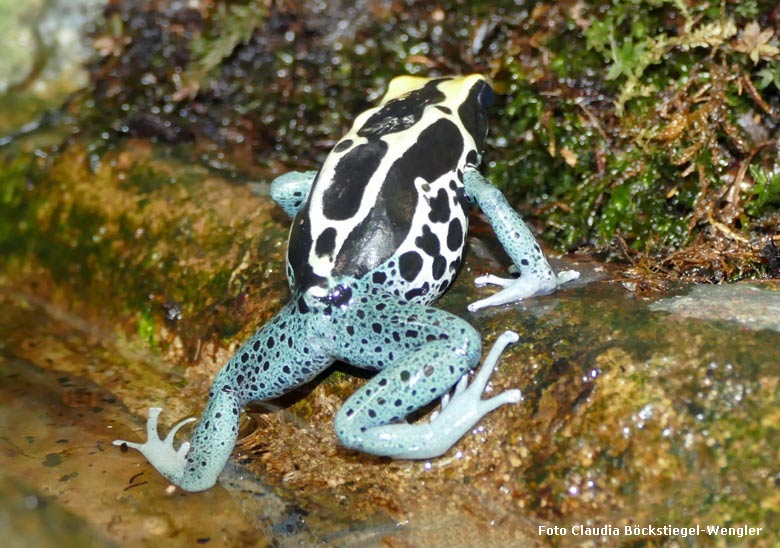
<box><xmin>114</xmin><ymin>75</ymin><xmax>578</xmax><ymax>492</ymax></box>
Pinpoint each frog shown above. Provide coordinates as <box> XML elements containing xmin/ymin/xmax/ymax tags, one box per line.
<box><xmin>113</xmin><ymin>74</ymin><xmax>579</xmax><ymax>492</ymax></box>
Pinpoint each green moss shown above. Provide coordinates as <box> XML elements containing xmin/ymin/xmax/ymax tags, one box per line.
<box><xmin>138</xmin><ymin>306</ymin><xmax>158</xmax><ymax>350</ymax></box>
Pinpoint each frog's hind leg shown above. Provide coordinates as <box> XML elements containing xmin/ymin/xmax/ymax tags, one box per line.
<box><xmin>329</xmin><ymin>292</ymin><xmax>521</xmax><ymax>459</ymax></box>
<box><xmin>114</xmin><ymin>300</ymin><xmax>333</xmax><ymax>492</ymax></box>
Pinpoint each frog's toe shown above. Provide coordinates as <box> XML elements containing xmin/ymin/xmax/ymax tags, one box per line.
<box><xmin>468</xmin><ymin>331</ymin><xmax>519</xmax><ymax>391</ymax></box>
<box><xmin>433</xmin><ymin>330</ymin><xmax>521</xmax><ymax>423</ymax></box>
<box><xmin>473</xmin><ymin>274</ymin><xmax>515</xmax><ymax>288</ymax></box>
<box><xmin>556</xmin><ymin>269</ymin><xmax>580</xmax><ymax>285</ymax></box>
<box><xmin>114</xmin><ymin>407</ymin><xmax>195</xmax><ymax>481</ymax></box>
<box><xmin>469</xmin><ymin>269</ymin><xmax>578</xmax><ymax>311</ymax></box>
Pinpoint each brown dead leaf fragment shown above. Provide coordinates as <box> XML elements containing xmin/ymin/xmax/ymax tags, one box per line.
<box><xmin>734</xmin><ymin>21</ymin><xmax>779</xmax><ymax>64</ymax></box>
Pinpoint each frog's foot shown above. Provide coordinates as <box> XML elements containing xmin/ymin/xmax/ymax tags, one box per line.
<box><xmin>430</xmin><ymin>330</ymin><xmax>522</xmax><ymax>424</ymax></box>
<box><xmin>113</xmin><ymin>407</ymin><xmax>195</xmax><ymax>482</ymax></box>
<box><xmin>468</xmin><ymin>269</ymin><xmax>579</xmax><ymax>312</ymax></box>
<box><xmin>333</xmin><ymin>302</ymin><xmax>523</xmax><ymax>460</ymax></box>
<box><xmin>383</xmin><ymin>331</ymin><xmax>521</xmax><ymax>460</ymax></box>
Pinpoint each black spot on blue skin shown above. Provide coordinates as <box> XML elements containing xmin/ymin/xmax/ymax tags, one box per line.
<box><xmin>458</xmin><ymin>80</ymin><xmax>492</xmax><ymax>148</ymax></box>
<box><xmin>521</xmin><ymin>258</ymin><xmax>529</xmax><ymax>266</ymax></box>
<box><xmin>400</xmin><ymin>370</ymin><xmax>411</xmax><ymax>381</ymax></box>
<box><xmin>358</xmin><ymin>79</ymin><xmax>448</xmax><ymax>138</ymax></box>
<box><xmin>267</xmin><ymin>338</ymin><xmax>275</xmax><ymax>349</ymax></box>
<box><xmin>315</xmin><ymin>227</ymin><xmax>337</xmax><ymax>257</ymax></box>
<box><xmin>323</xmin><ymin>140</ymin><xmax>389</xmax><ymax>221</ymax></box>
<box><xmin>415</xmin><ymin>225</ymin><xmax>440</xmax><ymax>257</ymax></box>
<box><xmin>428</xmin><ymin>188</ymin><xmax>451</xmax><ymax>223</ymax></box>
<box><xmin>372</xmin><ymin>323</ymin><xmax>382</xmax><ymax>334</ymax></box>
<box><xmin>346</xmin><ymin>325</ymin><xmax>355</xmax><ymax>335</ymax></box>
<box><xmin>372</xmin><ymin>271</ymin><xmax>387</xmax><ymax>284</ymax></box>
<box><xmin>447</xmin><ymin>218</ymin><xmax>463</xmax><ymax>251</ymax></box>
<box><xmin>333</xmin><ymin>139</ymin><xmax>353</xmax><ymax>153</ymax></box>
<box><xmin>398</xmin><ymin>251</ymin><xmax>423</xmax><ymax>281</ymax></box>
<box><xmin>240</xmin><ymin>352</ymin><xmax>249</xmax><ymax>363</ymax></box>
<box><xmin>368</xmin><ymin>409</ymin><xmax>376</xmax><ymax>418</ymax></box>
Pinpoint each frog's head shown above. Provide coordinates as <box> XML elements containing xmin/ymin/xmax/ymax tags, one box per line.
<box><xmin>378</xmin><ymin>74</ymin><xmax>494</xmax><ymax>150</ymax></box>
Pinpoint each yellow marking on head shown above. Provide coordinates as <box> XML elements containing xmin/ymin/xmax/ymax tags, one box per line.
<box><xmin>379</xmin><ymin>74</ymin><xmax>488</xmax><ymax>105</ymax></box>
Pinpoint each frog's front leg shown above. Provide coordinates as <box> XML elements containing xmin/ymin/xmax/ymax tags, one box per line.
<box><xmin>463</xmin><ymin>168</ymin><xmax>579</xmax><ymax>311</ymax></box>
<box><xmin>114</xmin><ymin>301</ymin><xmax>332</xmax><ymax>492</ymax></box>
<box><xmin>270</xmin><ymin>170</ymin><xmax>317</xmax><ymax>218</ymax></box>
<box><xmin>330</xmin><ymin>290</ymin><xmax>521</xmax><ymax>459</ymax></box>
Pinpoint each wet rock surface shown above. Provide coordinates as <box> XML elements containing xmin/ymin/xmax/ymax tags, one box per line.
<box><xmin>2</xmin><ymin>242</ymin><xmax>779</xmax><ymax>546</ymax></box>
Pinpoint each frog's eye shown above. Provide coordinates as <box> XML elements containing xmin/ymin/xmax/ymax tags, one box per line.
<box><xmin>477</xmin><ymin>83</ymin><xmax>494</xmax><ymax>109</ymax></box>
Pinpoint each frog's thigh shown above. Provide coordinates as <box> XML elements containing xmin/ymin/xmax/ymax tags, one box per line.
<box><xmin>269</xmin><ymin>171</ymin><xmax>318</xmax><ymax>218</ymax></box>
<box><xmin>331</xmin><ymin>297</ymin><xmax>487</xmax><ymax>458</ymax></box>
<box><xmin>221</xmin><ymin>300</ymin><xmax>334</xmax><ymax>404</ymax></box>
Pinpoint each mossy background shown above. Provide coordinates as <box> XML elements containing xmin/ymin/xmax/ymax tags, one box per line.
<box><xmin>79</xmin><ymin>0</ymin><xmax>780</xmax><ymax>266</ymax></box>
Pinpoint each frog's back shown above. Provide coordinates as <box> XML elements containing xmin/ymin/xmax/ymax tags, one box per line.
<box><xmin>288</xmin><ymin>75</ymin><xmax>492</xmax><ymax>304</ymax></box>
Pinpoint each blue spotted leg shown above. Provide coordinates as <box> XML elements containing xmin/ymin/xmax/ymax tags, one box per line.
<box><xmin>113</xmin><ymin>301</ymin><xmax>333</xmax><ymax>492</ymax></box>
<box><xmin>463</xmin><ymin>168</ymin><xmax>579</xmax><ymax>311</ymax></box>
<box><xmin>329</xmin><ymin>282</ymin><xmax>521</xmax><ymax>459</ymax></box>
